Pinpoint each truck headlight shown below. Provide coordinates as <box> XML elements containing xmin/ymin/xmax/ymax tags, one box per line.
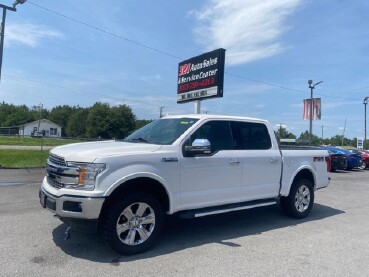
<box><xmin>65</xmin><ymin>162</ymin><xmax>106</xmax><ymax>190</ymax></box>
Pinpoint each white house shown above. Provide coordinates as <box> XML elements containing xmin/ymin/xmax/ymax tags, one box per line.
<box><xmin>19</xmin><ymin>119</ymin><xmax>62</xmax><ymax>138</ymax></box>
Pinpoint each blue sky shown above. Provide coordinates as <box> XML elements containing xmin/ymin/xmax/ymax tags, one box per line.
<box><xmin>1</xmin><ymin>0</ymin><xmax>369</xmax><ymax>139</ymax></box>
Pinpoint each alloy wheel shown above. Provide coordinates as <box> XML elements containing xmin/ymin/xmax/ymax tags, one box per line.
<box><xmin>116</xmin><ymin>202</ymin><xmax>156</xmax><ymax>246</ymax></box>
<box><xmin>294</xmin><ymin>185</ymin><xmax>311</xmax><ymax>212</ymax></box>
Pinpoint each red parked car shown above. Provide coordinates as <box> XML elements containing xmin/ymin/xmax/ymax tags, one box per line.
<box><xmin>358</xmin><ymin>150</ymin><xmax>369</xmax><ymax>169</ymax></box>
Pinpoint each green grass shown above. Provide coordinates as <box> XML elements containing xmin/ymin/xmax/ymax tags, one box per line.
<box><xmin>0</xmin><ymin>136</ymin><xmax>84</xmax><ymax>168</ymax></box>
<box><xmin>0</xmin><ymin>149</ymin><xmax>49</xmax><ymax>168</ymax></box>
<box><xmin>0</xmin><ymin>136</ymin><xmax>81</xmax><ymax>146</ymax></box>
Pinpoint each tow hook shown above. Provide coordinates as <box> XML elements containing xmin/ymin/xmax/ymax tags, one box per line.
<box><xmin>64</xmin><ymin>226</ymin><xmax>73</xmax><ymax>241</ymax></box>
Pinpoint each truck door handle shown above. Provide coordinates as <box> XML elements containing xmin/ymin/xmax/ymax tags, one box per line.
<box><xmin>270</xmin><ymin>158</ymin><xmax>278</xmax><ymax>163</ymax></box>
<box><xmin>229</xmin><ymin>159</ymin><xmax>240</xmax><ymax>165</ymax></box>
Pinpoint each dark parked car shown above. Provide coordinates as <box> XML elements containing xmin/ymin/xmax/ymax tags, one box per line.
<box><xmin>322</xmin><ymin>146</ymin><xmax>362</xmax><ymax>170</ymax></box>
<box><xmin>327</xmin><ymin>149</ymin><xmax>347</xmax><ymax>171</ymax></box>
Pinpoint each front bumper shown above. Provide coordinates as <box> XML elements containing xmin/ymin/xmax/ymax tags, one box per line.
<box><xmin>39</xmin><ymin>186</ymin><xmax>106</xmax><ymax>221</ymax></box>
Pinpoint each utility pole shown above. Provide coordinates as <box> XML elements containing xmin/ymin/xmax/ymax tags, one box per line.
<box><xmin>341</xmin><ymin>118</ymin><xmax>347</xmax><ymax>147</ymax></box>
<box><xmin>364</xmin><ymin>97</ymin><xmax>369</xmax><ymax>149</ymax></box>
<box><xmin>37</xmin><ymin>103</ymin><xmax>43</xmax><ymax>134</ymax></box>
<box><xmin>307</xmin><ymin>80</ymin><xmax>323</xmax><ymax>146</ymax></box>
<box><xmin>159</xmin><ymin>106</ymin><xmax>164</xmax><ymax>118</ymax></box>
<box><xmin>0</xmin><ymin>1</ymin><xmax>27</xmax><ymax>82</ymax></box>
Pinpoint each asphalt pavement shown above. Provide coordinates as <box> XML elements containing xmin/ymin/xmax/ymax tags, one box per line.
<box><xmin>0</xmin><ymin>168</ymin><xmax>369</xmax><ymax>277</ymax></box>
<box><xmin>0</xmin><ymin>168</ymin><xmax>45</xmax><ymax>185</ymax></box>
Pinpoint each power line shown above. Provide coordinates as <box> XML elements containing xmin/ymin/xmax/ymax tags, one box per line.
<box><xmin>3</xmin><ymin>74</ymin><xmax>161</xmax><ymax>107</ymax></box>
<box><xmin>224</xmin><ymin>72</ymin><xmax>307</xmax><ymax>94</ymax></box>
<box><xmin>24</xmin><ymin>1</ymin><xmax>317</xmax><ymax>97</ymax></box>
<box><xmin>19</xmin><ymin>2</ymin><xmax>369</xmax><ymax>102</ymax></box>
<box><xmin>27</xmin><ymin>1</ymin><xmax>183</xmax><ymax>61</ymax></box>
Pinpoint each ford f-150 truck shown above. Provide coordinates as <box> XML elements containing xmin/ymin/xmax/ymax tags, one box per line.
<box><xmin>39</xmin><ymin>114</ymin><xmax>330</xmax><ymax>255</ymax></box>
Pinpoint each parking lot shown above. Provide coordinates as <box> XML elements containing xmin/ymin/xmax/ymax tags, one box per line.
<box><xmin>0</xmin><ymin>168</ymin><xmax>368</xmax><ymax>277</ymax></box>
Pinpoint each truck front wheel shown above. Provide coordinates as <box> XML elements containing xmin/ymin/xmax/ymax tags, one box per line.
<box><xmin>280</xmin><ymin>179</ymin><xmax>314</xmax><ymax>219</ymax></box>
<box><xmin>103</xmin><ymin>192</ymin><xmax>165</xmax><ymax>255</ymax></box>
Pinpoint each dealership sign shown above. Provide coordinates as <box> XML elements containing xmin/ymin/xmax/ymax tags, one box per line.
<box><xmin>357</xmin><ymin>137</ymin><xmax>363</xmax><ymax>149</ymax></box>
<box><xmin>177</xmin><ymin>48</ymin><xmax>225</xmax><ymax>103</ymax></box>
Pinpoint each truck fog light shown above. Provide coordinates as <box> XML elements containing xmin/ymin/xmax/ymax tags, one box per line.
<box><xmin>63</xmin><ymin>201</ymin><xmax>82</xmax><ymax>212</ymax></box>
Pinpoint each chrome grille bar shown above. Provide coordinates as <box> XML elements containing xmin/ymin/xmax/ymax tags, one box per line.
<box><xmin>48</xmin><ymin>154</ymin><xmax>66</xmax><ymax>167</ymax></box>
<box><xmin>46</xmin><ymin>154</ymin><xmax>79</xmax><ymax>189</ymax></box>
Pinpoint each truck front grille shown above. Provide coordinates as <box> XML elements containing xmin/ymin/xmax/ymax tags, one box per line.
<box><xmin>48</xmin><ymin>154</ymin><xmax>66</xmax><ymax>167</ymax></box>
<box><xmin>47</xmin><ymin>177</ymin><xmax>65</xmax><ymax>189</ymax></box>
<box><xmin>46</xmin><ymin>154</ymin><xmax>79</xmax><ymax>190</ymax></box>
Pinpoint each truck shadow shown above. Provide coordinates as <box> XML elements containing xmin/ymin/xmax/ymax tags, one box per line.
<box><xmin>52</xmin><ymin>203</ymin><xmax>344</xmax><ymax>264</ymax></box>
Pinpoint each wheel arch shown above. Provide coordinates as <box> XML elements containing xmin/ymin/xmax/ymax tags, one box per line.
<box><xmin>99</xmin><ymin>177</ymin><xmax>171</xmax><ymax>225</ymax></box>
<box><xmin>280</xmin><ymin>167</ymin><xmax>316</xmax><ymax>197</ymax></box>
<box><xmin>291</xmin><ymin>168</ymin><xmax>315</xmax><ymax>190</ymax></box>
<box><xmin>280</xmin><ymin>170</ymin><xmax>315</xmax><ymax>219</ymax></box>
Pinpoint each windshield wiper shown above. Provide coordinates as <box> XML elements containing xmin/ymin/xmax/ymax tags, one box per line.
<box><xmin>123</xmin><ymin>137</ymin><xmax>151</xmax><ymax>143</ymax></box>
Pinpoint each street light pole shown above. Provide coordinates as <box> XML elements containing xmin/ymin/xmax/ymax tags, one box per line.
<box><xmin>321</xmin><ymin>125</ymin><xmax>324</xmax><ymax>142</ymax></box>
<box><xmin>308</xmin><ymin>80</ymin><xmax>323</xmax><ymax>146</ymax></box>
<box><xmin>0</xmin><ymin>1</ymin><xmax>27</xmax><ymax>82</ymax></box>
<box><xmin>364</xmin><ymin>97</ymin><xmax>369</xmax><ymax>150</ymax></box>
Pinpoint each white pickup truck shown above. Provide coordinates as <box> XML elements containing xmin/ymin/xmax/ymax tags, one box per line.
<box><xmin>39</xmin><ymin>114</ymin><xmax>330</xmax><ymax>254</ymax></box>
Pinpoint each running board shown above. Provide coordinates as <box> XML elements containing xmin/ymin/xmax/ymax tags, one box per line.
<box><xmin>179</xmin><ymin>198</ymin><xmax>277</xmax><ymax>219</ymax></box>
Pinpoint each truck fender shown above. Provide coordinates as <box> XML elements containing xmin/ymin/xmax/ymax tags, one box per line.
<box><xmin>280</xmin><ymin>165</ymin><xmax>316</xmax><ymax>197</ymax></box>
<box><xmin>102</xmin><ymin>166</ymin><xmax>174</xmax><ymax>214</ymax></box>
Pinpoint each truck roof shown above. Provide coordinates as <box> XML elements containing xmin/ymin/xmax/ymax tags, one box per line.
<box><xmin>162</xmin><ymin>114</ymin><xmax>269</xmax><ymax>124</ymax></box>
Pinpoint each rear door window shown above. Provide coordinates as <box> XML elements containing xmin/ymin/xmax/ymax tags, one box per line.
<box><xmin>230</xmin><ymin>121</ymin><xmax>271</xmax><ymax>150</ymax></box>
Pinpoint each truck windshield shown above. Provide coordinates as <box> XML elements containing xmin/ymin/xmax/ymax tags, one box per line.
<box><xmin>124</xmin><ymin>118</ymin><xmax>198</xmax><ymax>145</ymax></box>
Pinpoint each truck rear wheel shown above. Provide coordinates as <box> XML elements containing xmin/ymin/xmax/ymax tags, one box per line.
<box><xmin>103</xmin><ymin>192</ymin><xmax>164</xmax><ymax>255</ymax></box>
<box><xmin>280</xmin><ymin>179</ymin><xmax>314</xmax><ymax>219</ymax></box>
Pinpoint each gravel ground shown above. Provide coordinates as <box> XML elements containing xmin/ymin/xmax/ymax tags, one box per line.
<box><xmin>0</xmin><ymin>145</ymin><xmax>54</xmax><ymax>150</ymax></box>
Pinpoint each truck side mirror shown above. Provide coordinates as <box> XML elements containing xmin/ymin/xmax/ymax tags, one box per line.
<box><xmin>184</xmin><ymin>139</ymin><xmax>211</xmax><ymax>156</ymax></box>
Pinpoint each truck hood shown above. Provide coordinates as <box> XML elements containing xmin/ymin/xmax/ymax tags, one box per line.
<box><xmin>50</xmin><ymin>140</ymin><xmax>163</xmax><ymax>163</ymax></box>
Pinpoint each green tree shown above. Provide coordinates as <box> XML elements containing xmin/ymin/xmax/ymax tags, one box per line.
<box><xmin>0</xmin><ymin>102</ymin><xmax>17</xmax><ymax>126</ymax></box>
<box><xmin>30</xmin><ymin>105</ymin><xmax>49</xmax><ymax>122</ymax></box>
<box><xmin>108</xmin><ymin>105</ymin><xmax>136</xmax><ymax>139</ymax></box>
<box><xmin>65</xmin><ymin>108</ymin><xmax>89</xmax><ymax>138</ymax></box>
<box><xmin>275</xmin><ymin>126</ymin><xmax>296</xmax><ymax>142</ymax></box>
<box><xmin>86</xmin><ymin>103</ymin><xmax>111</xmax><ymax>139</ymax></box>
<box><xmin>298</xmin><ymin>131</ymin><xmax>321</xmax><ymax>146</ymax></box>
<box><xmin>329</xmin><ymin>135</ymin><xmax>344</xmax><ymax>146</ymax></box>
<box><xmin>0</xmin><ymin>103</ymin><xmax>38</xmax><ymax>127</ymax></box>
<box><xmin>48</xmin><ymin>105</ymin><xmax>74</xmax><ymax>136</ymax></box>
<box><xmin>135</xmin><ymin>119</ymin><xmax>153</xmax><ymax>130</ymax></box>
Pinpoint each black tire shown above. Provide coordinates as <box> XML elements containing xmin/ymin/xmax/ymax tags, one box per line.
<box><xmin>103</xmin><ymin>192</ymin><xmax>165</xmax><ymax>255</ymax></box>
<box><xmin>359</xmin><ymin>160</ymin><xmax>366</xmax><ymax>170</ymax></box>
<box><xmin>280</xmin><ymin>179</ymin><xmax>314</xmax><ymax>219</ymax></box>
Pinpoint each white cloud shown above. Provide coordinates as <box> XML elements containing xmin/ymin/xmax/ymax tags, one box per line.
<box><xmin>274</xmin><ymin>123</ymin><xmax>287</xmax><ymax>129</ymax></box>
<box><xmin>193</xmin><ymin>0</ymin><xmax>302</xmax><ymax>65</ymax></box>
<box><xmin>6</xmin><ymin>23</ymin><xmax>63</xmax><ymax>47</ymax></box>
